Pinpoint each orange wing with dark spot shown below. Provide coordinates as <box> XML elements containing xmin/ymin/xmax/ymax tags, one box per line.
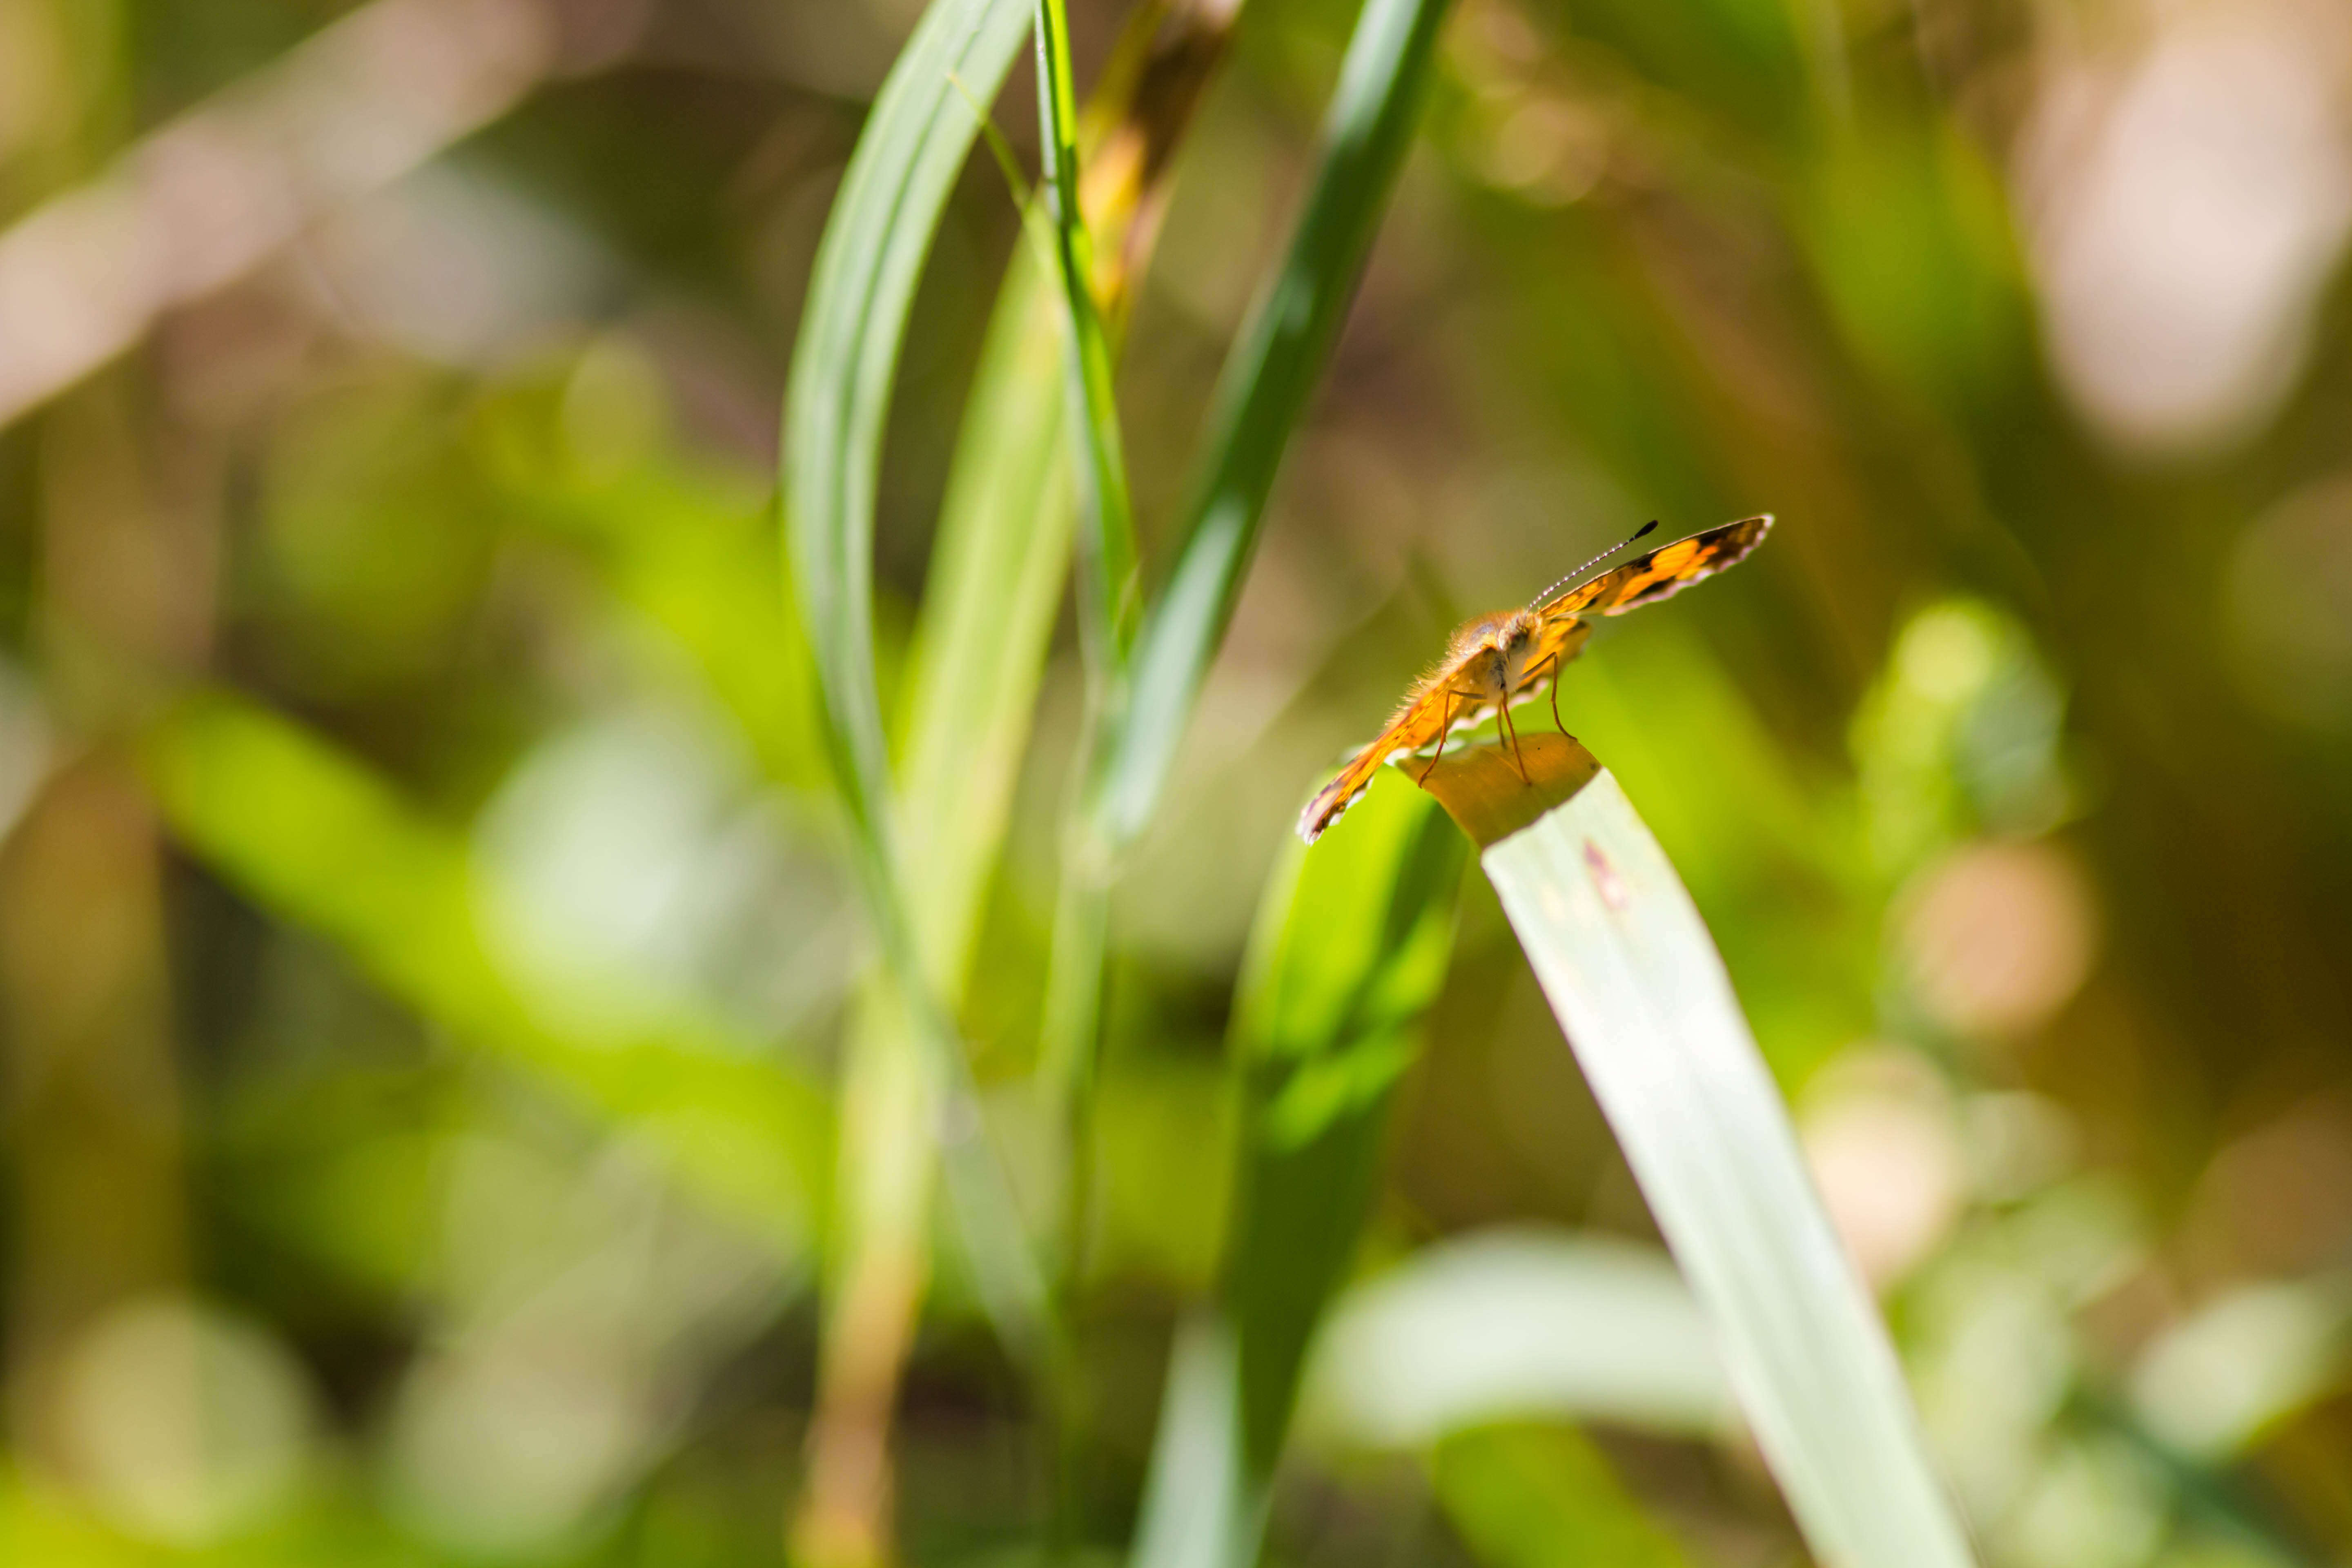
<box><xmin>1539</xmin><ymin>514</ymin><xmax>1772</xmax><ymax>620</ymax></box>
<box><xmin>1296</xmin><ymin>679</ymin><xmax>1462</xmax><ymax>844</ymax></box>
<box><xmin>1516</xmin><ymin>608</ymin><xmax>1594</xmax><ymax>691</ymax></box>
<box><xmin>1301</xmin><ymin>636</ymin><xmax>1517</xmax><ymax>844</ymax></box>
<box><xmin>1298</xmin><ymin>515</ymin><xmax>1772</xmax><ymax>846</ymax></box>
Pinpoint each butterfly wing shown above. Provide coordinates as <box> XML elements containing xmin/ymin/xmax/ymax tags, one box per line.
<box><xmin>1514</xmin><ymin>610</ymin><xmax>1594</xmax><ymax>696</ymax></box>
<box><xmin>1297</xmin><ymin>675</ymin><xmax>1469</xmax><ymax>844</ymax></box>
<box><xmin>1300</xmin><ymin>516</ymin><xmax>1771</xmax><ymax>847</ymax></box>
<box><xmin>1541</xmin><ymin>514</ymin><xmax>1772</xmax><ymax>620</ymax></box>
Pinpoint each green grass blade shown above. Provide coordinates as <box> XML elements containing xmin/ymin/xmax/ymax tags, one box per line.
<box><xmin>1132</xmin><ymin>769</ymin><xmax>1465</xmax><ymax>1568</ymax></box>
<box><xmin>1223</xmin><ymin>771</ymin><xmax>1464</xmax><ymax>1468</ymax></box>
<box><xmin>1096</xmin><ymin>0</ymin><xmax>1453</xmax><ymax>850</ymax></box>
<box><xmin>1032</xmin><ymin>0</ymin><xmax>1140</xmax><ymax>668</ymax></box>
<box><xmin>1468</xmin><ymin>762</ymin><xmax>1980</xmax><ymax>1568</ymax></box>
<box><xmin>1130</xmin><ymin>1318</ymin><xmax>1251</xmax><ymax>1568</ymax></box>
<box><xmin>803</xmin><ymin>13</ymin><xmax>1244</xmax><ymax>1550</ymax></box>
<box><xmin>142</xmin><ymin>693</ymin><xmax>833</xmax><ymax>1257</ymax></box>
<box><xmin>898</xmin><ymin>243</ymin><xmax>1074</xmax><ymax>976</ymax></box>
<box><xmin>1025</xmin><ymin>0</ymin><xmax>1152</xmax><ymax>1232</ymax></box>
<box><xmin>784</xmin><ymin>0</ymin><xmax>1030</xmax><ymax>872</ymax></box>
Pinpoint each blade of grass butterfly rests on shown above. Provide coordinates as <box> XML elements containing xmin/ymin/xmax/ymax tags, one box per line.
<box><xmin>141</xmin><ymin>692</ymin><xmax>832</xmax><ymax>1259</ymax></box>
<box><xmin>1415</xmin><ymin>736</ymin><xmax>1980</xmax><ymax>1568</ymax></box>
<box><xmin>1131</xmin><ymin>770</ymin><xmax>1465</xmax><ymax>1568</ymax></box>
<box><xmin>780</xmin><ymin>0</ymin><xmax>1049</xmax><ymax>1361</ymax></box>
<box><xmin>805</xmin><ymin>9</ymin><xmax>1243</xmax><ymax>1556</ymax></box>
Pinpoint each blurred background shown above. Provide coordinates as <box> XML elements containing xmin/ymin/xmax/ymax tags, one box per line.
<box><xmin>0</xmin><ymin>0</ymin><xmax>2350</xmax><ymax>1564</ymax></box>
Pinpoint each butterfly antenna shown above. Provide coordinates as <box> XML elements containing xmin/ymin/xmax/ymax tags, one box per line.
<box><xmin>1529</xmin><ymin>519</ymin><xmax>1658</xmax><ymax>607</ymax></box>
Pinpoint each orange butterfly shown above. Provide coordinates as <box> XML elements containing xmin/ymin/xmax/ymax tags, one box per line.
<box><xmin>1297</xmin><ymin>514</ymin><xmax>1773</xmax><ymax>844</ymax></box>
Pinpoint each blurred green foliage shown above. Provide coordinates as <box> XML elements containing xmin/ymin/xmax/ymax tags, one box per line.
<box><xmin>0</xmin><ymin>0</ymin><xmax>2349</xmax><ymax>1564</ymax></box>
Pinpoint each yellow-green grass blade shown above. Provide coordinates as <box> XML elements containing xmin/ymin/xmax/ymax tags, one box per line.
<box><xmin>1031</xmin><ymin>0</ymin><xmax>1140</xmax><ymax>671</ymax></box>
<box><xmin>1094</xmin><ymin>0</ymin><xmax>1454</xmax><ymax>852</ymax></box>
<box><xmin>1132</xmin><ymin>770</ymin><xmax>1464</xmax><ymax>1568</ymax></box>
<box><xmin>798</xmin><ymin>244</ymin><xmax>1072</xmax><ymax>1568</ymax></box>
<box><xmin>142</xmin><ymin>693</ymin><xmax>832</xmax><ymax>1259</ymax></box>
<box><xmin>896</xmin><ymin>241</ymin><xmax>1072</xmax><ymax>985</ymax></box>
<box><xmin>1445</xmin><ymin>747</ymin><xmax>1978</xmax><ymax>1568</ymax></box>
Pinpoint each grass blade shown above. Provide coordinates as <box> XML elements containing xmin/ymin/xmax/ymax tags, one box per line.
<box><xmin>1050</xmin><ymin>0</ymin><xmax>1454</xmax><ymax>1352</ymax></box>
<box><xmin>1132</xmin><ymin>769</ymin><xmax>1465</xmax><ymax>1568</ymax></box>
<box><xmin>802</xmin><ymin>11</ymin><xmax>1243</xmax><ymax>1559</ymax></box>
<box><xmin>1095</xmin><ymin>0</ymin><xmax>1454</xmax><ymax>850</ymax></box>
<box><xmin>782</xmin><ymin>0</ymin><xmax>1027</xmax><ymax>889</ymax></box>
<box><xmin>1301</xmin><ymin>1229</ymin><xmax>1734</xmax><ymax>1448</ymax></box>
<box><xmin>780</xmin><ymin>0</ymin><xmax>1050</xmax><ymax>1360</ymax></box>
<box><xmin>1222</xmin><ymin>772</ymin><xmax>1464</xmax><ymax>1469</ymax></box>
<box><xmin>1032</xmin><ymin>0</ymin><xmax>1141</xmax><ymax>668</ymax></box>
<box><xmin>899</xmin><ymin>245</ymin><xmax>1074</xmax><ymax>975</ymax></box>
<box><xmin>1420</xmin><ymin>739</ymin><xmax>1980</xmax><ymax>1568</ymax></box>
<box><xmin>143</xmin><ymin>693</ymin><xmax>833</xmax><ymax>1256</ymax></box>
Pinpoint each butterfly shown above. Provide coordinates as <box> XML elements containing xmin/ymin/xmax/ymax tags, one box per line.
<box><xmin>1297</xmin><ymin>514</ymin><xmax>1773</xmax><ymax>844</ymax></box>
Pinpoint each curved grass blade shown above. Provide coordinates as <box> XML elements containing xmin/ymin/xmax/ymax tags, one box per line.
<box><xmin>803</xmin><ymin>11</ymin><xmax>1244</xmax><ymax>1558</ymax></box>
<box><xmin>783</xmin><ymin>0</ymin><xmax>1027</xmax><ymax>889</ymax></box>
<box><xmin>1132</xmin><ymin>769</ymin><xmax>1464</xmax><ymax>1568</ymax></box>
<box><xmin>1419</xmin><ymin>740</ymin><xmax>1980</xmax><ymax>1568</ymax></box>
<box><xmin>779</xmin><ymin>0</ymin><xmax>1049</xmax><ymax>1360</ymax></box>
<box><xmin>1301</xmin><ymin>1229</ymin><xmax>1734</xmax><ymax>1448</ymax></box>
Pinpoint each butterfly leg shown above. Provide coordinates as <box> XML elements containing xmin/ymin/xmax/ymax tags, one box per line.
<box><xmin>1520</xmin><ymin>652</ymin><xmax>1568</xmax><ymax>736</ymax></box>
<box><xmin>1524</xmin><ymin>658</ymin><xmax>1580</xmax><ymax>743</ymax></box>
<box><xmin>1416</xmin><ymin>693</ymin><xmax>1460</xmax><ymax>784</ymax></box>
<box><xmin>1497</xmin><ymin>696</ymin><xmax>1531</xmax><ymax>784</ymax></box>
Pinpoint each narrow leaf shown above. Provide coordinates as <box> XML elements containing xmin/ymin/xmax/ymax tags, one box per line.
<box><xmin>780</xmin><ymin>0</ymin><xmax>1051</xmax><ymax>1354</ymax></box>
<box><xmin>784</xmin><ymin>0</ymin><xmax>1031</xmax><ymax>873</ymax></box>
<box><xmin>1033</xmin><ymin>0</ymin><xmax>1141</xmax><ymax>666</ymax></box>
<box><xmin>1425</xmin><ymin>744</ymin><xmax>1980</xmax><ymax>1568</ymax></box>
<box><xmin>1097</xmin><ymin>0</ymin><xmax>1454</xmax><ymax>850</ymax></box>
<box><xmin>1131</xmin><ymin>769</ymin><xmax>1464</xmax><ymax>1568</ymax></box>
